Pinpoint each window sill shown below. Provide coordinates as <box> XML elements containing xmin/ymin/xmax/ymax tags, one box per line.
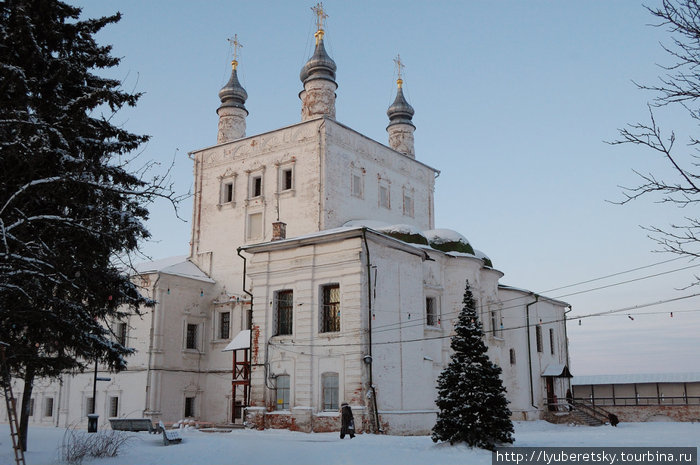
<box><xmin>182</xmin><ymin>349</ymin><xmax>203</xmax><ymax>355</ymax></box>
<box><xmin>315</xmin><ymin>411</ymin><xmax>340</xmax><ymax>417</ymax></box>
<box><xmin>424</xmin><ymin>326</ymin><xmax>442</xmax><ymax>332</ymax></box>
<box><xmin>210</xmin><ymin>339</ymin><xmax>230</xmax><ymax>345</ymax></box>
<box><xmin>216</xmin><ymin>202</ymin><xmax>236</xmax><ymax>210</ymax></box>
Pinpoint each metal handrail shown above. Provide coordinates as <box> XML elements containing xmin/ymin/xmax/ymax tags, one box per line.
<box><xmin>573</xmin><ymin>395</ymin><xmax>700</xmax><ymax>406</ymax></box>
<box><xmin>571</xmin><ymin>399</ymin><xmax>612</xmax><ymax>424</ymax></box>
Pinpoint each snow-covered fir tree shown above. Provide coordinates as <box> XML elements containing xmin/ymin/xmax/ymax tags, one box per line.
<box><xmin>432</xmin><ymin>279</ymin><xmax>514</xmax><ymax>450</ymax></box>
<box><xmin>0</xmin><ymin>0</ymin><xmax>179</xmax><ymax>450</ymax></box>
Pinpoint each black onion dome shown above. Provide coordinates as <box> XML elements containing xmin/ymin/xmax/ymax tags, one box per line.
<box><xmin>218</xmin><ymin>67</ymin><xmax>248</xmax><ymax>113</ymax></box>
<box><xmin>387</xmin><ymin>85</ymin><xmax>415</xmax><ymax>128</ymax></box>
<box><xmin>300</xmin><ymin>38</ymin><xmax>337</xmax><ymax>85</ymax></box>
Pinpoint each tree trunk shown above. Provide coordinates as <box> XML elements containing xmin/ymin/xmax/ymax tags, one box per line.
<box><xmin>19</xmin><ymin>365</ymin><xmax>35</xmax><ymax>452</ymax></box>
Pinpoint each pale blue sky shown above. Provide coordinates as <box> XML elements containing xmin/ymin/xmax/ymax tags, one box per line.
<box><xmin>76</xmin><ymin>1</ymin><xmax>699</xmax><ymax>375</ymax></box>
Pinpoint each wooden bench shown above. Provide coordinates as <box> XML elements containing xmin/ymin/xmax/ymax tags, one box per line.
<box><xmin>158</xmin><ymin>421</ymin><xmax>182</xmax><ymax>446</ymax></box>
<box><xmin>109</xmin><ymin>418</ymin><xmax>156</xmax><ymax>434</ymax></box>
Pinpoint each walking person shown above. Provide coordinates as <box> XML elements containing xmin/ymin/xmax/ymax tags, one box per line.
<box><xmin>340</xmin><ymin>402</ymin><xmax>355</xmax><ymax>439</ymax></box>
<box><xmin>566</xmin><ymin>388</ymin><xmax>574</xmax><ymax>411</ymax></box>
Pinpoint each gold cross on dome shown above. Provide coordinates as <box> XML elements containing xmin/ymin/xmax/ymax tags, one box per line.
<box><xmin>312</xmin><ymin>3</ymin><xmax>328</xmax><ymax>32</ymax></box>
<box><xmin>394</xmin><ymin>54</ymin><xmax>405</xmax><ymax>88</ymax></box>
<box><xmin>227</xmin><ymin>34</ymin><xmax>243</xmax><ymax>69</ymax></box>
<box><xmin>394</xmin><ymin>54</ymin><xmax>405</xmax><ymax>80</ymax></box>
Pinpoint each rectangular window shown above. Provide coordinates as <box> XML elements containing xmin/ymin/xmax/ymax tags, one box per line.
<box><xmin>184</xmin><ymin>397</ymin><xmax>195</xmax><ymax>418</ymax></box>
<box><xmin>282</xmin><ymin>168</ymin><xmax>293</xmax><ymax>191</ymax></box>
<box><xmin>247</xmin><ymin>212</ymin><xmax>263</xmax><ymax>240</ymax></box>
<box><xmin>116</xmin><ymin>322</ymin><xmax>127</xmax><ymax>346</ymax></box>
<box><xmin>28</xmin><ymin>398</ymin><xmax>34</xmax><ymax>417</ymax></box>
<box><xmin>322</xmin><ymin>373</ymin><xmax>339</xmax><ymax>411</ymax></box>
<box><xmin>275</xmin><ymin>290</ymin><xmax>293</xmax><ymax>336</ymax></box>
<box><xmin>426</xmin><ymin>297</ymin><xmax>438</xmax><ymax>327</ymax></box>
<box><xmin>491</xmin><ymin>311</ymin><xmax>498</xmax><ymax>336</ymax></box>
<box><xmin>403</xmin><ymin>193</ymin><xmax>414</xmax><ymax>217</ymax></box>
<box><xmin>321</xmin><ymin>284</ymin><xmax>340</xmax><ymax>333</ymax></box>
<box><xmin>351</xmin><ymin>173</ymin><xmax>363</xmax><ymax>198</ymax></box>
<box><xmin>276</xmin><ymin>375</ymin><xmax>290</xmax><ymax>410</ymax></box>
<box><xmin>86</xmin><ymin>396</ymin><xmax>95</xmax><ymax>415</ymax></box>
<box><xmin>251</xmin><ymin>175</ymin><xmax>262</xmax><ymax>198</ymax></box>
<box><xmin>549</xmin><ymin>328</ymin><xmax>555</xmax><ymax>355</ymax></box>
<box><xmin>219</xmin><ymin>312</ymin><xmax>231</xmax><ymax>339</ymax></box>
<box><xmin>221</xmin><ymin>181</ymin><xmax>234</xmax><ymax>204</ymax></box>
<box><xmin>379</xmin><ymin>185</ymin><xmax>390</xmax><ymax>209</ymax></box>
<box><xmin>509</xmin><ymin>348</ymin><xmax>516</xmax><ymax>365</ymax></box>
<box><xmin>186</xmin><ymin>324</ymin><xmax>198</xmax><ymax>350</ymax></box>
<box><xmin>109</xmin><ymin>396</ymin><xmax>119</xmax><ymax>418</ymax></box>
<box><xmin>44</xmin><ymin>397</ymin><xmax>54</xmax><ymax>417</ymax></box>
<box><xmin>536</xmin><ymin>325</ymin><xmax>543</xmax><ymax>353</ymax></box>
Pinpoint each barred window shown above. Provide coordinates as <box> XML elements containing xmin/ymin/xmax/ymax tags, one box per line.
<box><xmin>509</xmin><ymin>348</ymin><xmax>516</xmax><ymax>365</ymax></box>
<box><xmin>275</xmin><ymin>290</ymin><xmax>293</xmax><ymax>336</ymax></box>
<box><xmin>86</xmin><ymin>396</ymin><xmax>95</xmax><ymax>415</ymax></box>
<box><xmin>322</xmin><ymin>373</ymin><xmax>339</xmax><ymax>411</ymax></box>
<box><xmin>186</xmin><ymin>324</ymin><xmax>198</xmax><ymax>350</ymax></box>
<box><xmin>185</xmin><ymin>397</ymin><xmax>195</xmax><ymax>418</ymax></box>
<box><xmin>426</xmin><ymin>297</ymin><xmax>438</xmax><ymax>327</ymax></box>
<box><xmin>536</xmin><ymin>325</ymin><xmax>543</xmax><ymax>353</ymax></box>
<box><xmin>116</xmin><ymin>322</ymin><xmax>127</xmax><ymax>346</ymax></box>
<box><xmin>220</xmin><ymin>312</ymin><xmax>231</xmax><ymax>340</ymax></box>
<box><xmin>321</xmin><ymin>284</ymin><xmax>340</xmax><ymax>333</ymax></box>
<box><xmin>549</xmin><ymin>328</ymin><xmax>555</xmax><ymax>355</ymax></box>
<box><xmin>44</xmin><ymin>397</ymin><xmax>54</xmax><ymax>417</ymax></box>
<box><xmin>276</xmin><ymin>375</ymin><xmax>290</xmax><ymax>410</ymax></box>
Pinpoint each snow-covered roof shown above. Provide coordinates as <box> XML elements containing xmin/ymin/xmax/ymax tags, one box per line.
<box><xmin>572</xmin><ymin>373</ymin><xmax>700</xmax><ymax>386</ymax></box>
<box><xmin>132</xmin><ymin>256</ymin><xmax>214</xmax><ymax>283</ymax></box>
<box><xmin>223</xmin><ymin>330</ymin><xmax>251</xmax><ymax>351</ymax></box>
<box><xmin>542</xmin><ymin>363</ymin><xmax>573</xmax><ymax>378</ymax></box>
<box><xmin>423</xmin><ymin>228</ymin><xmax>470</xmax><ymax>245</ymax></box>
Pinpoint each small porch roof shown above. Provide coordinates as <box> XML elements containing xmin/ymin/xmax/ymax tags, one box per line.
<box><xmin>222</xmin><ymin>330</ymin><xmax>250</xmax><ymax>352</ymax></box>
<box><xmin>542</xmin><ymin>363</ymin><xmax>573</xmax><ymax>378</ymax></box>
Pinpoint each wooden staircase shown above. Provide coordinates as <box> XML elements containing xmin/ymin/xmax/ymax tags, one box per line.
<box><xmin>1</xmin><ymin>344</ymin><xmax>26</xmax><ymax>465</ymax></box>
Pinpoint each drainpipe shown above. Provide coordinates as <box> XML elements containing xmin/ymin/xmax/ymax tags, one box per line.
<box><xmin>564</xmin><ymin>305</ymin><xmax>572</xmax><ymax>393</ymax></box>
<box><xmin>237</xmin><ymin>248</ymin><xmax>254</xmax><ymax>409</ymax></box>
<box><xmin>526</xmin><ymin>295</ymin><xmax>539</xmax><ymax>410</ymax></box>
<box><xmin>361</xmin><ymin>229</ymin><xmax>382</xmax><ymax>433</ymax></box>
<box><xmin>144</xmin><ymin>275</ymin><xmax>160</xmax><ymax>417</ymax></box>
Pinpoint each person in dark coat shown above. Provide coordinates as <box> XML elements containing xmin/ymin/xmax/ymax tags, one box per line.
<box><xmin>566</xmin><ymin>388</ymin><xmax>574</xmax><ymax>411</ymax></box>
<box><xmin>340</xmin><ymin>402</ymin><xmax>355</xmax><ymax>439</ymax></box>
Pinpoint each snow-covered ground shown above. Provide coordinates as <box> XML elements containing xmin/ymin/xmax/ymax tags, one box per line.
<box><xmin>1</xmin><ymin>421</ymin><xmax>699</xmax><ymax>465</ymax></box>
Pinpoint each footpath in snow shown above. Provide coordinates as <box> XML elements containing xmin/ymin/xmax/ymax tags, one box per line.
<box><xmin>0</xmin><ymin>420</ymin><xmax>699</xmax><ymax>465</ymax></box>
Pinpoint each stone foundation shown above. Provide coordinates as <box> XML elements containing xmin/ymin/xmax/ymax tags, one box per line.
<box><xmin>244</xmin><ymin>406</ymin><xmax>370</xmax><ymax>433</ymax></box>
<box><xmin>600</xmin><ymin>405</ymin><xmax>700</xmax><ymax>422</ymax></box>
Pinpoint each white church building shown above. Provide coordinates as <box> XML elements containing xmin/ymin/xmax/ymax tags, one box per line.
<box><xmin>5</xmin><ymin>7</ymin><xmax>572</xmax><ymax>435</ymax></box>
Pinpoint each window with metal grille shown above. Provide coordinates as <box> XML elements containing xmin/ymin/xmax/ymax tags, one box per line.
<box><xmin>275</xmin><ymin>290</ymin><xmax>293</xmax><ymax>335</ymax></box>
<box><xmin>510</xmin><ymin>348</ymin><xmax>516</xmax><ymax>365</ymax></box>
<box><xmin>322</xmin><ymin>373</ymin><xmax>338</xmax><ymax>411</ymax></box>
<box><xmin>28</xmin><ymin>398</ymin><xmax>34</xmax><ymax>416</ymax></box>
<box><xmin>109</xmin><ymin>396</ymin><xmax>119</xmax><ymax>417</ymax></box>
<box><xmin>321</xmin><ymin>284</ymin><xmax>340</xmax><ymax>333</ymax></box>
<box><xmin>186</xmin><ymin>324</ymin><xmax>198</xmax><ymax>350</ymax></box>
<box><xmin>220</xmin><ymin>312</ymin><xmax>230</xmax><ymax>340</ymax></box>
<box><xmin>276</xmin><ymin>375</ymin><xmax>290</xmax><ymax>410</ymax></box>
<box><xmin>549</xmin><ymin>328</ymin><xmax>555</xmax><ymax>355</ymax></box>
<box><xmin>184</xmin><ymin>397</ymin><xmax>195</xmax><ymax>417</ymax></box>
<box><xmin>86</xmin><ymin>396</ymin><xmax>95</xmax><ymax>415</ymax></box>
<box><xmin>44</xmin><ymin>397</ymin><xmax>54</xmax><ymax>417</ymax></box>
<box><xmin>536</xmin><ymin>325</ymin><xmax>543</xmax><ymax>353</ymax></box>
<box><xmin>426</xmin><ymin>297</ymin><xmax>438</xmax><ymax>327</ymax></box>
<box><xmin>116</xmin><ymin>322</ymin><xmax>127</xmax><ymax>346</ymax></box>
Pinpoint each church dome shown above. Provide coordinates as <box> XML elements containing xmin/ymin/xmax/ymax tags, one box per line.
<box><xmin>300</xmin><ymin>38</ymin><xmax>337</xmax><ymax>85</ymax></box>
<box><xmin>387</xmin><ymin>82</ymin><xmax>415</xmax><ymax>128</ymax></box>
<box><xmin>218</xmin><ymin>65</ymin><xmax>248</xmax><ymax>112</ymax></box>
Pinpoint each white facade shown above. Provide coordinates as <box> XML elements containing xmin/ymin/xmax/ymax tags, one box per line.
<box><xmin>5</xmin><ymin>17</ymin><xmax>571</xmax><ymax>434</ymax></box>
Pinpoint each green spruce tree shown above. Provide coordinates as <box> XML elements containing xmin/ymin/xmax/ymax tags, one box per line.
<box><xmin>432</xmin><ymin>279</ymin><xmax>514</xmax><ymax>450</ymax></box>
<box><xmin>0</xmin><ymin>0</ymin><xmax>180</xmax><ymax>450</ymax></box>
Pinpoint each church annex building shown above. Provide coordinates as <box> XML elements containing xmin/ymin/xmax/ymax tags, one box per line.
<box><xmin>5</xmin><ymin>6</ymin><xmax>572</xmax><ymax>435</ymax></box>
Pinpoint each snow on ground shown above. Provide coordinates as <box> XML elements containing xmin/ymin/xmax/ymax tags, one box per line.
<box><xmin>1</xmin><ymin>421</ymin><xmax>699</xmax><ymax>465</ymax></box>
